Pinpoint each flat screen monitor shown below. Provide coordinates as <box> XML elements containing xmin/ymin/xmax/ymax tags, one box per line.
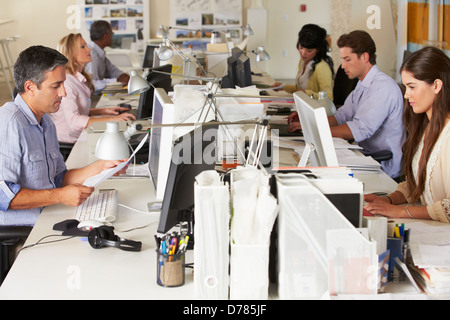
<box><xmin>136</xmin><ymin>64</ymin><xmax>173</xmax><ymax>120</ymax></box>
<box><xmin>157</xmin><ymin>123</ymin><xmax>219</xmax><ymax>234</ymax></box>
<box><xmin>231</xmin><ymin>47</ymin><xmax>243</xmax><ymax>60</ymax></box>
<box><xmin>148</xmin><ymin>88</ymin><xmax>175</xmax><ymax>201</ymax></box>
<box><xmin>294</xmin><ymin>91</ymin><xmax>338</xmax><ymax>167</ymax></box>
<box><xmin>221</xmin><ymin>48</ymin><xmax>244</xmax><ymax>89</ymax></box>
<box><xmin>225</xmin><ymin>56</ymin><xmax>238</xmax><ymax>88</ymax></box>
<box><xmin>236</xmin><ymin>54</ymin><xmax>252</xmax><ymax>88</ymax></box>
<box><xmin>142</xmin><ymin>44</ymin><xmax>159</xmax><ymax>68</ymax></box>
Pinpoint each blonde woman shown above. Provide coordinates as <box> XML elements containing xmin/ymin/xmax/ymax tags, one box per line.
<box><xmin>50</xmin><ymin>33</ymin><xmax>135</xmax><ymax>144</ymax></box>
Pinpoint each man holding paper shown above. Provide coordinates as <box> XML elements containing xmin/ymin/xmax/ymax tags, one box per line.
<box><xmin>0</xmin><ymin>45</ymin><xmax>127</xmax><ymax>226</ymax></box>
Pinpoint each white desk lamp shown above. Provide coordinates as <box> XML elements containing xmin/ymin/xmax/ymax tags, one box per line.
<box><xmin>252</xmin><ymin>47</ymin><xmax>271</xmax><ymax>62</ymax></box>
<box><xmin>127</xmin><ymin>68</ymin><xmax>218</xmax><ymax>96</ymax></box>
<box><xmin>127</xmin><ymin>69</ymin><xmax>290</xmax><ymax>170</ymax></box>
<box><xmin>95</xmin><ymin>122</ymin><xmax>130</xmax><ymax>160</ymax></box>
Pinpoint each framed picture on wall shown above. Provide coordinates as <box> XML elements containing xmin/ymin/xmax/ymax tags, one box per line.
<box><xmin>169</xmin><ymin>0</ymin><xmax>243</xmax><ymax>43</ymax></box>
<box><xmin>77</xmin><ymin>0</ymin><xmax>149</xmax><ymax>51</ymax></box>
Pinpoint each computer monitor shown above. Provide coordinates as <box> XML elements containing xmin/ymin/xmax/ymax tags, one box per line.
<box><xmin>157</xmin><ymin>123</ymin><xmax>219</xmax><ymax>235</ymax></box>
<box><xmin>221</xmin><ymin>47</ymin><xmax>244</xmax><ymax>89</ymax></box>
<box><xmin>231</xmin><ymin>47</ymin><xmax>243</xmax><ymax>60</ymax></box>
<box><xmin>142</xmin><ymin>44</ymin><xmax>159</xmax><ymax>69</ymax></box>
<box><xmin>136</xmin><ymin>64</ymin><xmax>173</xmax><ymax>120</ymax></box>
<box><xmin>236</xmin><ymin>54</ymin><xmax>252</xmax><ymax>88</ymax></box>
<box><xmin>148</xmin><ymin>88</ymin><xmax>175</xmax><ymax>201</ymax></box>
<box><xmin>294</xmin><ymin>91</ymin><xmax>338</xmax><ymax>167</ymax></box>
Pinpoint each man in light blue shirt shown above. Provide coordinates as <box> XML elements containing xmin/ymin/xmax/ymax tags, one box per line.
<box><xmin>0</xmin><ymin>46</ymin><xmax>127</xmax><ymax>226</ymax></box>
<box><xmin>331</xmin><ymin>31</ymin><xmax>405</xmax><ymax>179</ymax></box>
<box><xmin>86</xmin><ymin>20</ymin><xmax>130</xmax><ymax>93</ymax></box>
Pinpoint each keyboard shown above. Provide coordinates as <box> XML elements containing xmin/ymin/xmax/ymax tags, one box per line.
<box><xmin>270</xmin><ymin>123</ymin><xmax>302</xmax><ymax>137</ymax></box>
<box><xmin>75</xmin><ymin>189</ymin><xmax>118</xmax><ymax>223</ymax></box>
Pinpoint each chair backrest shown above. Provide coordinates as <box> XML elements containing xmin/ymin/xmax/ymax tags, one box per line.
<box><xmin>333</xmin><ymin>65</ymin><xmax>358</xmax><ymax>108</ymax></box>
<box><xmin>12</xmin><ymin>87</ymin><xmax>18</xmax><ymax>100</ymax></box>
<box><xmin>0</xmin><ymin>226</ymin><xmax>32</xmax><ymax>285</ymax></box>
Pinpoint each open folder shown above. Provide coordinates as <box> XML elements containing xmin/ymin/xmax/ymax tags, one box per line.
<box><xmin>83</xmin><ymin>132</ymin><xmax>149</xmax><ymax>187</ymax></box>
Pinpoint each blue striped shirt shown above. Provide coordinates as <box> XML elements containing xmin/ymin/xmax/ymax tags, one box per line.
<box><xmin>335</xmin><ymin>65</ymin><xmax>406</xmax><ymax>178</ymax></box>
<box><xmin>0</xmin><ymin>95</ymin><xmax>67</xmax><ymax>226</ymax></box>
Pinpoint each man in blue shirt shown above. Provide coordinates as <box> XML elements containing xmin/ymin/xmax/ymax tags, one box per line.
<box><xmin>86</xmin><ymin>20</ymin><xmax>130</xmax><ymax>93</ymax></box>
<box><xmin>331</xmin><ymin>31</ymin><xmax>405</xmax><ymax>179</ymax></box>
<box><xmin>0</xmin><ymin>46</ymin><xmax>126</xmax><ymax>226</ymax></box>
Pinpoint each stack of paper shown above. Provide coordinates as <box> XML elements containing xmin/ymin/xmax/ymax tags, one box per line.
<box><xmin>336</xmin><ymin>148</ymin><xmax>381</xmax><ymax>172</ymax></box>
<box><xmin>276</xmin><ymin>136</ymin><xmax>381</xmax><ymax>172</ymax></box>
<box><xmin>102</xmin><ymin>82</ymin><xmax>127</xmax><ymax>93</ymax></box>
<box><xmin>409</xmin><ymin>244</ymin><xmax>450</xmax><ymax>296</ymax></box>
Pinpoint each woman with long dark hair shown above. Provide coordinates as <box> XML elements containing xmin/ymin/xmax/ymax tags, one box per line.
<box><xmin>275</xmin><ymin>24</ymin><xmax>334</xmax><ymax>99</ymax></box>
<box><xmin>365</xmin><ymin>46</ymin><xmax>450</xmax><ymax>222</ymax></box>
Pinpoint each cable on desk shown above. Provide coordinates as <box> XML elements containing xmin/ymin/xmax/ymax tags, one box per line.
<box><xmin>18</xmin><ymin>235</ymin><xmax>76</xmax><ymax>253</ymax></box>
<box><xmin>118</xmin><ymin>203</ymin><xmax>157</xmax><ymax>215</ymax></box>
<box><xmin>117</xmin><ymin>221</ymin><xmax>158</xmax><ymax>233</ymax></box>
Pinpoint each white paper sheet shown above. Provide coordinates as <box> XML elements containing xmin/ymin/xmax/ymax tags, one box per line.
<box><xmin>410</xmin><ymin>244</ymin><xmax>450</xmax><ymax>268</ymax></box>
<box><xmin>83</xmin><ymin>132</ymin><xmax>149</xmax><ymax>187</ymax></box>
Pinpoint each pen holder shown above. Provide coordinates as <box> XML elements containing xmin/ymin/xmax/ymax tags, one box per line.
<box><xmin>156</xmin><ymin>251</ymin><xmax>185</xmax><ymax>287</ymax></box>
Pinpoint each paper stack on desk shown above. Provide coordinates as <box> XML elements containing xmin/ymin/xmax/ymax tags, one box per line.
<box><xmin>278</xmin><ymin>136</ymin><xmax>381</xmax><ymax>172</ymax></box>
<box><xmin>335</xmin><ymin>148</ymin><xmax>381</xmax><ymax>172</ymax></box>
<box><xmin>409</xmin><ymin>244</ymin><xmax>450</xmax><ymax>296</ymax></box>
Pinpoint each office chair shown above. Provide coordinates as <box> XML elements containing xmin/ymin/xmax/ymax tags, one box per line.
<box><xmin>59</xmin><ymin>143</ymin><xmax>74</xmax><ymax>162</ymax></box>
<box><xmin>333</xmin><ymin>65</ymin><xmax>358</xmax><ymax>108</ymax></box>
<box><xmin>360</xmin><ymin>149</ymin><xmax>393</xmax><ymax>163</ymax></box>
<box><xmin>12</xmin><ymin>87</ymin><xmax>18</xmax><ymax>101</ymax></box>
<box><xmin>0</xmin><ymin>226</ymin><xmax>32</xmax><ymax>285</ymax></box>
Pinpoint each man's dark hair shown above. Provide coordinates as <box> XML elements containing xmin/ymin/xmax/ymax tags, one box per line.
<box><xmin>90</xmin><ymin>20</ymin><xmax>113</xmax><ymax>42</ymax></box>
<box><xmin>14</xmin><ymin>45</ymin><xmax>68</xmax><ymax>94</ymax></box>
<box><xmin>337</xmin><ymin>30</ymin><xmax>377</xmax><ymax>65</ymax></box>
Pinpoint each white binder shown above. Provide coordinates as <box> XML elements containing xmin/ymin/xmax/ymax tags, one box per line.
<box><xmin>194</xmin><ymin>171</ymin><xmax>230</xmax><ymax>300</ymax></box>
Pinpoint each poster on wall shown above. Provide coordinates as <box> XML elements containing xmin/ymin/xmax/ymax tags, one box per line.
<box><xmin>169</xmin><ymin>0</ymin><xmax>243</xmax><ymax>43</ymax></box>
<box><xmin>77</xmin><ymin>0</ymin><xmax>149</xmax><ymax>51</ymax></box>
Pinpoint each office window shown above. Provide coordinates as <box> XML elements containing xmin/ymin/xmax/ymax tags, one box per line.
<box><xmin>408</xmin><ymin>0</ymin><xmax>450</xmax><ymax>55</ymax></box>
<box><xmin>441</xmin><ymin>0</ymin><xmax>450</xmax><ymax>52</ymax></box>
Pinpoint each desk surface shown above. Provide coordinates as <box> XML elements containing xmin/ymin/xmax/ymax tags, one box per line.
<box><xmin>0</xmin><ymin>151</ymin><xmax>402</xmax><ymax>300</ymax></box>
<box><xmin>0</xmin><ymin>178</ymin><xmax>196</xmax><ymax>300</ymax></box>
<box><xmin>0</xmin><ymin>91</ymin><xmax>428</xmax><ymax>300</ymax></box>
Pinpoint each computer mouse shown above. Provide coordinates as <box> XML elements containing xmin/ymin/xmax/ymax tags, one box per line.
<box><xmin>77</xmin><ymin>220</ymin><xmax>105</xmax><ymax>232</ymax></box>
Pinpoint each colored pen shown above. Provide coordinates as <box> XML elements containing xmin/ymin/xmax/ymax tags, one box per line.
<box><xmin>161</xmin><ymin>241</ymin><xmax>167</xmax><ymax>255</ymax></box>
<box><xmin>394</xmin><ymin>225</ymin><xmax>401</xmax><ymax>238</ymax></box>
<box><xmin>402</xmin><ymin>229</ymin><xmax>410</xmax><ymax>262</ymax></box>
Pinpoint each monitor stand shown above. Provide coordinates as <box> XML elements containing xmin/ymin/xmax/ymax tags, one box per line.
<box><xmin>298</xmin><ymin>142</ymin><xmax>316</xmax><ymax>167</ymax></box>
